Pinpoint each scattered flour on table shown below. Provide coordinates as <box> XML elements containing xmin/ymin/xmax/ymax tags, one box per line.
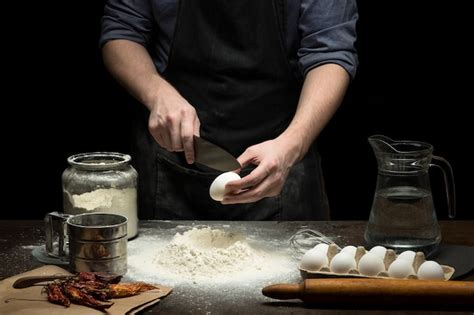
<box><xmin>21</xmin><ymin>245</ymin><xmax>38</xmax><ymax>249</ymax></box>
<box><xmin>126</xmin><ymin>227</ymin><xmax>296</xmax><ymax>287</ymax></box>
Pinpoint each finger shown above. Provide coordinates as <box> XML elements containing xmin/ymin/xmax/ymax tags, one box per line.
<box><xmin>222</xmin><ymin>178</ymin><xmax>278</xmax><ymax>204</ymax></box>
<box><xmin>232</xmin><ymin>167</ymin><xmax>243</xmax><ymax>175</ymax></box>
<box><xmin>168</xmin><ymin>115</ymin><xmax>183</xmax><ymax>152</ymax></box>
<box><xmin>193</xmin><ymin>116</ymin><xmax>201</xmax><ymax>137</ymax></box>
<box><xmin>236</xmin><ymin>149</ymin><xmax>254</xmax><ymax>169</ymax></box>
<box><xmin>226</xmin><ymin>164</ymin><xmax>271</xmax><ymax>191</ymax></box>
<box><xmin>152</xmin><ymin>132</ymin><xmax>166</xmax><ymax>149</ymax></box>
<box><xmin>149</xmin><ymin>116</ymin><xmax>170</xmax><ymax>150</ymax></box>
<box><xmin>181</xmin><ymin>118</ymin><xmax>195</xmax><ymax>164</ymax></box>
<box><xmin>159</xmin><ymin>127</ymin><xmax>173</xmax><ymax>150</ymax></box>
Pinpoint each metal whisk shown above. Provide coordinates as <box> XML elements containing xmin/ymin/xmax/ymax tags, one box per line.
<box><xmin>289</xmin><ymin>228</ymin><xmax>340</xmax><ymax>259</ymax></box>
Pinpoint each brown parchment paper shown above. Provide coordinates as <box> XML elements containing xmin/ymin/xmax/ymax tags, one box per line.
<box><xmin>0</xmin><ymin>265</ymin><xmax>172</xmax><ymax>315</ymax></box>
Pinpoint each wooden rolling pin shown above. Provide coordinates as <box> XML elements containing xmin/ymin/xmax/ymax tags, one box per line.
<box><xmin>262</xmin><ymin>278</ymin><xmax>474</xmax><ymax>305</ymax></box>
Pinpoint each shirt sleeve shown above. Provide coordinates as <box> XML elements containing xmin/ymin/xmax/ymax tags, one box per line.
<box><xmin>100</xmin><ymin>0</ymin><xmax>154</xmax><ymax>47</ymax></box>
<box><xmin>298</xmin><ymin>0</ymin><xmax>359</xmax><ymax>78</ymax></box>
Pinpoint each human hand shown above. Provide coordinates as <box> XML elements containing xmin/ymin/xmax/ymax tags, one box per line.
<box><xmin>148</xmin><ymin>85</ymin><xmax>200</xmax><ymax>163</ymax></box>
<box><xmin>222</xmin><ymin>138</ymin><xmax>300</xmax><ymax>204</ymax></box>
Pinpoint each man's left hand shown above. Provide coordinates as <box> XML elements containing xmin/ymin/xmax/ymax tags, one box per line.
<box><xmin>221</xmin><ymin>138</ymin><xmax>300</xmax><ymax>204</ymax></box>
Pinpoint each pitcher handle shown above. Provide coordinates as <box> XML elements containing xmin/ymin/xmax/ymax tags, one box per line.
<box><xmin>44</xmin><ymin>212</ymin><xmax>73</xmax><ymax>258</ymax></box>
<box><xmin>430</xmin><ymin>156</ymin><xmax>456</xmax><ymax>218</ymax></box>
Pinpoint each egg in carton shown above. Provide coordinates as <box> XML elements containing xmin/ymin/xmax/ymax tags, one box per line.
<box><xmin>299</xmin><ymin>244</ymin><xmax>455</xmax><ymax>280</ymax></box>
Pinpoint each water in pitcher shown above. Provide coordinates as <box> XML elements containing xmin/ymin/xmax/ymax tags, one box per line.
<box><xmin>365</xmin><ymin>135</ymin><xmax>455</xmax><ymax>257</ymax></box>
<box><xmin>365</xmin><ymin>185</ymin><xmax>441</xmax><ymax>255</ymax></box>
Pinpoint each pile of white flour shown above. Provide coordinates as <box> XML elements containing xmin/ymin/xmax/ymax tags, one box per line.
<box><xmin>155</xmin><ymin>227</ymin><xmax>259</xmax><ymax>278</ymax></box>
<box><xmin>127</xmin><ymin>226</ymin><xmax>296</xmax><ymax>286</ymax></box>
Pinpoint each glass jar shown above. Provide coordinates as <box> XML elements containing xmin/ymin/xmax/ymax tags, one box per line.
<box><xmin>62</xmin><ymin>152</ymin><xmax>138</xmax><ymax>239</ymax></box>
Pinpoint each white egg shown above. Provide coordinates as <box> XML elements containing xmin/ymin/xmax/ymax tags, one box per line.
<box><xmin>209</xmin><ymin>172</ymin><xmax>241</xmax><ymax>201</ymax></box>
<box><xmin>417</xmin><ymin>261</ymin><xmax>445</xmax><ymax>280</ymax></box>
<box><xmin>340</xmin><ymin>245</ymin><xmax>357</xmax><ymax>257</ymax></box>
<box><xmin>387</xmin><ymin>259</ymin><xmax>415</xmax><ymax>278</ymax></box>
<box><xmin>330</xmin><ymin>252</ymin><xmax>356</xmax><ymax>274</ymax></box>
<box><xmin>300</xmin><ymin>248</ymin><xmax>328</xmax><ymax>271</ymax></box>
<box><xmin>369</xmin><ymin>246</ymin><xmax>387</xmax><ymax>259</ymax></box>
<box><xmin>313</xmin><ymin>243</ymin><xmax>329</xmax><ymax>254</ymax></box>
<box><xmin>358</xmin><ymin>253</ymin><xmax>386</xmax><ymax>276</ymax></box>
<box><xmin>397</xmin><ymin>250</ymin><xmax>416</xmax><ymax>263</ymax></box>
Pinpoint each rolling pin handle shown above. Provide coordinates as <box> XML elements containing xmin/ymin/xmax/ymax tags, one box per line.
<box><xmin>262</xmin><ymin>283</ymin><xmax>303</xmax><ymax>300</ymax></box>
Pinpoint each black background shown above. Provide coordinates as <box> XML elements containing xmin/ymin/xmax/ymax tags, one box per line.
<box><xmin>2</xmin><ymin>1</ymin><xmax>472</xmax><ymax>220</ymax></box>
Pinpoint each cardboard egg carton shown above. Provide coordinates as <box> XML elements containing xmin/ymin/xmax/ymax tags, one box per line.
<box><xmin>299</xmin><ymin>244</ymin><xmax>455</xmax><ymax>280</ymax></box>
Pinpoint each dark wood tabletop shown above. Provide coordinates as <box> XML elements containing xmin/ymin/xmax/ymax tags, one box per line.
<box><xmin>0</xmin><ymin>220</ymin><xmax>473</xmax><ymax>314</ymax></box>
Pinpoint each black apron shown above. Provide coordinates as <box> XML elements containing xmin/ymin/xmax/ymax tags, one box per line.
<box><xmin>134</xmin><ymin>0</ymin><xmax>329</xmax><ymax>220</ymax></box>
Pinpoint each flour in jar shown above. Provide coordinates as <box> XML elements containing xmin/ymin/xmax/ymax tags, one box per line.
<box><xmin>68</xmin><ymin>188</ymin><xmax>138</xmax><ymax>238</ymax></box>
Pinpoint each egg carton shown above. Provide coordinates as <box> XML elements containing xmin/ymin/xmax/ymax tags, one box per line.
<box><xmin>299</xmin><ymin>244</ymin><xmax>455</xmax><ymax>280</ymax></box>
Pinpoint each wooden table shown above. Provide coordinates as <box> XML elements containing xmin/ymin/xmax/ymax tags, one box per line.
<box><xmin>0</xmin><ymin>220</ymin><xmax>473</xmax><ymax>314</ymax></box>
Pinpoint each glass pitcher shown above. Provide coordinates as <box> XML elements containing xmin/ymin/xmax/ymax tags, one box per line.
<box><xmin>365</xmin><ymin>135</ymin><xmax>456</xmax><ymax>257</ymax></box>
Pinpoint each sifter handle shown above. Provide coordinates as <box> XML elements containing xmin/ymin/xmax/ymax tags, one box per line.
<box><xmin>44</xmin><ymin>212</ymin><xmax>73</xmax><ymax>258</ymax></box>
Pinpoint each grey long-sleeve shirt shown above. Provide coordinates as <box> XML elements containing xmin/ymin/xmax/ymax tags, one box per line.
<box><xmin>100</xmin><ymin>0</ymin><xmax>358</xmax><ymax>79</ymax></box>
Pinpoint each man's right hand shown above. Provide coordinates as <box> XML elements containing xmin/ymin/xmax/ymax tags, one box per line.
<box><xmin>148</xmin><ymin>82</ymin><xmax>200</xmax><ymax>164</ymax></box>
<box><xmin>102</xmin><ymin>40</ymin><xmax>200</xmax><ymax>164</ymax></box>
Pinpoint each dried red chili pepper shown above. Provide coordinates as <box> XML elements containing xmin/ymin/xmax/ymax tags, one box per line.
<box><xmin>63</xmin><ymin>283</ymin><xmax>114</xmax><ymax>310</ymax></box>
<box><xmin>45</xmin><ymin>282</ymin><xmax>71</xmax><ymax>307</ymax></box>
<box><xmin>43</xmin><ymin>272</ymin><xmax>156</xmax><ymax>311</ymax></box>
<box><xmin>77</xmin><ymin>271</ymin><xmax>122</xmax><ymax>284</ymax></box>
<box><xmin>108</xmin><ymin>282</ymin><xmax>158</xmax><ymax>298</ymax></box>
